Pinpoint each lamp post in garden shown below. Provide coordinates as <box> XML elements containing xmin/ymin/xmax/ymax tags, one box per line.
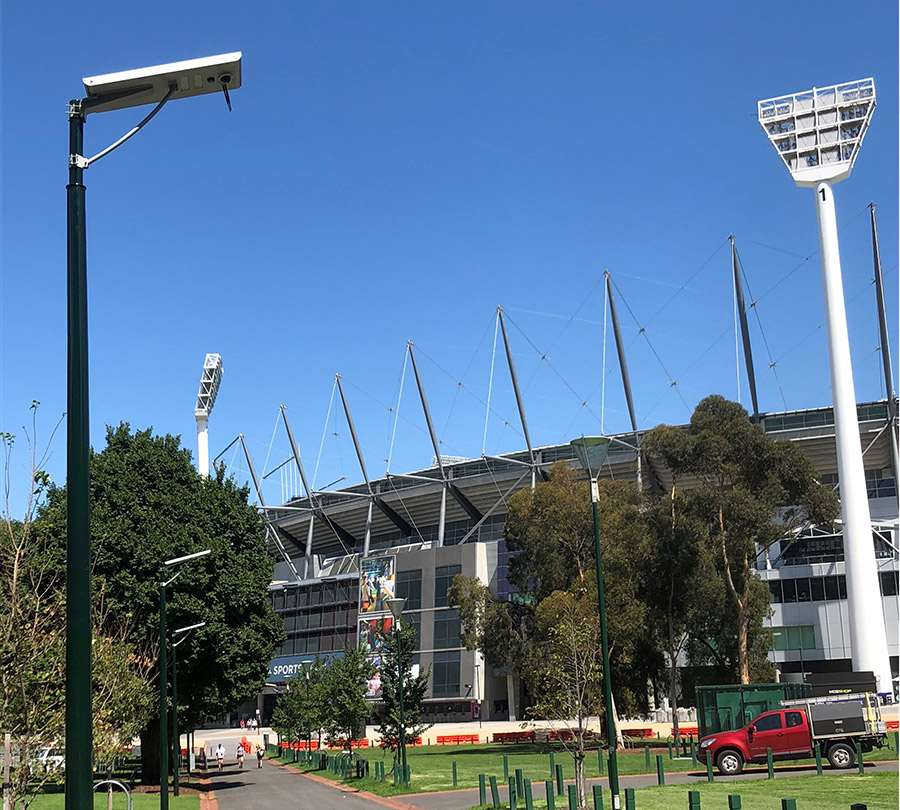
<box><xmin>64</xmin><ymin>53</ymin><xmax>240</xmax><ymax>810</ymax></box>
<box><xmin>171</xmin><ymin>622</ymin><xmax>205</xmax><ymax>797</ymax></box>
<box><xmin>159</xmin><ymin>551</ymin><xmax>210</xmax><ymax>810</ymax></box>
<box><xmin>301</xmin><ymin>660</ymin><xmax>313</xmax><ymax>762</ymax></box>
<box><xmin>385</xmin><ymin>597</ymin><xmax>407</xmax><ymax>784</ymax></box>
<box><xmin>570</xmin><ymin>437</ymin><xmax>621</xmax><ymax>810</ymax></box>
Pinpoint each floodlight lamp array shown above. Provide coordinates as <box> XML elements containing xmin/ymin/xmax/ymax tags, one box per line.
<box><xmin>758</xmin><ymin>78</ymin><xmax>875</xmax><ymax>187</ymax></box>
<box><xmin>195</xmin><ymin>353</ymin><xmax>223</xmax><ymax>417</ymax></box>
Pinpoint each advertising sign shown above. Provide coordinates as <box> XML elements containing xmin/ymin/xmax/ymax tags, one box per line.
<box><xmin>359</xmin><ymin>555</ymin><xmax>396</xmax><ymax>614</ymax></box>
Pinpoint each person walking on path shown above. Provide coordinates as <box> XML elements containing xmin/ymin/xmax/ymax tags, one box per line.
<box><xmin>256</xmin><ymin>744</ymin><xmax>264</xmax><ymax>768</ymax></box>
<box><xmin>236</xmin><ymin>742</ymin><xmax>245</xmax><ymax>769</ymax></box>
<box><xmin>215</xmin><ymin>743</ymin><xmax>225</xmax><ymax>772</ymax></box>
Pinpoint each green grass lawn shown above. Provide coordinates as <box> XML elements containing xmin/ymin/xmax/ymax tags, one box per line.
<box><xmin>464</xmin><ymin>773</ymin><xmax>899</xmax><ymax>810</ymax></box>
<box><xmin>274</xmin><ymin>736</ymin><xmax>899</xmax><ymax>798</ymax></box>
<box><xmin>24</xmin><ymin>794</ymin><xmax>199</xmax><ymax>809</ymax></box>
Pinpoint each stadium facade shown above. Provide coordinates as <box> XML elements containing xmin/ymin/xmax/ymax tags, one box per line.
<box><xmin>259</xmin><ymin>399</ymin><xmax>899</xmax><ymax>723</ymax></box>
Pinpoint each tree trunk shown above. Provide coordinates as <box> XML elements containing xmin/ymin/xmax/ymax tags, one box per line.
<box><xmin>668</xmin><ymin>614</ymin><xmax>680</xmax><ymax>739</ymax></box>
<box><xmin>140</xmin><ymin>717</ymin><xmax>161</xmax><ymax>785</ymax></box>
<box><xmin>738</xmin><ymin>601</ymin><xmax>749</xmax><ymax>684</ymax></box>
<box><xmin>573</xmin><ymin>749</ymin><xmax>586</xmax><ymax>810</ymax></box>
<box><xmin>609</xmin><ymin>691</ymin><xmax>624</xmax><ymax>751</ymax></box>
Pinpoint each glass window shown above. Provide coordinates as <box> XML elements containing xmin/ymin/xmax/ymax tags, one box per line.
<box><xmin>880</xmin><ymin>571</ymin><xmax>899</xmax><ymax>597</ymax></box>
<box><xmin>284</xmin><ymin>589</ymin><xmax>298</xmax><ymax>610</ymax></box>
<box><xmin>782</xmin><ymin>579</ymin><xmax>797</xmax><ymax>603</ymax></box>
<box><xmin>433</xmin><ymin>609</ymin><xmax>461</xmax><ymax>650</ymax></box>
<box><xmin>754</xmin><ymin>714</ymin><xmax>783</xmax><ymax>732</ymax></box>
<box><xmin>810</xmin><ymin>577</ymin><xmax>825</xmax><ymax>602</ymax></box>
<box><xmin>407</xmin><ymin>613</ymin><xmax>422</xmax><ymax>650</ymax></box>
<box><xmin>838</xmin><ymin>576</ymin><xmax>847</xmax><ymax>599</ymax></box>
<box><xmin>800</xmin><ymin>625</ymin><xmax>815</xmax><ymax>649</ymax></box>
<box><xmin>768</xmin><ymin>581</ymin><xmax>782</xmax><ymax>603</ymax></box>
<box><xmin>785</xmin><ymin>711</ymin><xmax>804</xmax><ymax>728</ymax></box>
<box><xmin>795</xmin><ymin>578</ymin><xmax>811</xmax><ymax>602</ymax></box>
<box><xmin>272</xmin><ymin>590</ymin><xmax>285</xmax><ymax>611</ymax></box>
<box><xmin>824</xmin><ymin>576</ymin><xmax>839</xmax><ymax>601</ymax></box>
<box><xmin>433</xmin><ymin>651</ymin><xmax>460</xmax><ymax>698</ymax></box>
<box><xmin>298</xmin><ymin>589</ymin><xmax>309</xmax><ymax>608</ymax></box>
<box><xmin>396</xmin><ymin>569</ymin><xmax>423</xmax><ymax>611</ymax></box>
<box><xmin>435</xmin><ymin>565</ymin><xmax>462</xmax><ymax>608</ymax></box>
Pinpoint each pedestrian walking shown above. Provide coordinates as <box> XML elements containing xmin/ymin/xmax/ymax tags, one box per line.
<box><xmin>256</xmin><ymin>744</ymin><xmax>264</xmax><ymax>768</ymax></box>
<box><xmin>236</xmin><ymin>742</ymin><xmax>245</xmax><ymax>769</ymax></box>
<box><xmin>215</xmin><ymin>743</ymin><xmax>225</xmax><ymax>772</ymax></box>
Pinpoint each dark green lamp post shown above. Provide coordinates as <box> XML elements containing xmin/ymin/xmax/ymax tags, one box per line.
<box><xmin>64</xmin><ymin>53</ymin><xmax>240</xmax><ymax>810</ymax></box>
<box><xmin>171</xmin><ymin>622</ymin><xmax>205</xmax><ymax>797</ymax></box>
<box><xmin>570</xmin><ymin>437</ymin><xmax>621</xmax><ymax>810</ymax></box>
<box><xmin>385</xmin><ymin>597</ymin><xmax>407</xmax><ymax>784</ymax></box>
<box><xmin>301</xmin><ymin>660</ymin><xmax>313</xmax><ymax>762</ymax></box>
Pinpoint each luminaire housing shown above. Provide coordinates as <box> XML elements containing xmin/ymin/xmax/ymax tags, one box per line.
<box><xmin>758</xmin><ymin>78</ymin><xmax>875</xmax><ymax>187</ymax></box>
<box><xmin>196</xmin><ymin>353</ymin><xmax>224</xmax><ymax>418</ymax></box>
<box><xmin>82</xmin><ymin>52</ymin><xmax>242</xmax><ymax>114</ymax></box>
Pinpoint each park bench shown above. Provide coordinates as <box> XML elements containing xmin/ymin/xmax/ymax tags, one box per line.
<box><xmin>491</xmin><ymin>731</ymin><xmax>536</xmax><ymax>744</ymax></box>
<box><xmin>886</xmin><ymin>720</ymin><xmax>899</xmax><ymax>731</ymax></box>
<box><xmin>672</xmin><ymin>726</ymin><xmax>699</xmax><ymax>738</ymax></box>
<box><xmin>437</xmin><ymin>734</ymin><xmax>480</xmax><ymax>745</ymax></box>
<box><xmin>622</xmin><ymin>728</ymin><xmax>654</xmax><ymax>739</ymax></box>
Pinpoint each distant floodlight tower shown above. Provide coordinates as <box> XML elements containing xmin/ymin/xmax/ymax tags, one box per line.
<box><xmin>758</xmin><ymin>78</ymin><xmax>892</xmax><ymax>692</ymax></box>
<box><xmin>195</xmin><ymin>354</ymin><xmax>223</xmax><ymax>477</ymax></box>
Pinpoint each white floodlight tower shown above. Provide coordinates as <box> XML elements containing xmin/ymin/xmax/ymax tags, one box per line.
<box><xmin>195</xmin><ymin>354</ymin><xmax>223</xmax><ymax>477</ymax></box>
<box><xmin>758</xmin><ymin>78</ymin><xmax>892</xmax><ymax>692</ymax></box>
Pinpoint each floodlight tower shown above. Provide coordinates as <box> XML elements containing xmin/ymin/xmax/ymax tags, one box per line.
<box><xmin>195</xmin><ymin>353</ymin><xmax>223</xmax><ymax>477</ymax></box>
<box><xmin>758</xmin><ymin>78</ymin><xmax>892</xmax><ymax>692</ymax></box>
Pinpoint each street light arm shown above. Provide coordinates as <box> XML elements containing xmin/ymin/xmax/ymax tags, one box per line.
<box><xmin>80</xmin><ymin>84</ymin><xmax>176</xmax><ymax>167</ymax></box>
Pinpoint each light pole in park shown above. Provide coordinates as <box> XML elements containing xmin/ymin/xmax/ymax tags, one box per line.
<box><xmin>301</xmin><ymin>660</ymin><xmax>313</xmax><ymax>762</ymax></box>
<box><xmin>159</xmin><ymin>551</ymin><xmax>211</xmax><ymax>810</ymax></box>
<box><xmin>65</xmin><ymin>53</ymin><xmax>240</xmax><ymax>810</ymax></box>
<box><xmin>385</xmin><ymin>598</ymin><xmax>408</xmax><ymax>785</ymax></box>
<box><xmin>569</xmin><ymin>437</ymin><xmax>621</xmax><ymax>810</ymax></box>
<box><xmin>758</xmin><ymin>79</ymin><xmax>892</xmax><ymax>693</ymax></box>
<box><xmin>171</xmin><ymin>622</ymin><xmax>205</xmax><ymax>797</ymax></box>
<box><xmin>195</xmin><ymin>354</ymin><xmax>224</xmax><ymax>477</ymax></box>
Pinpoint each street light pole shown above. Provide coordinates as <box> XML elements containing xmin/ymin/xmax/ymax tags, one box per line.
<box><xmin>385</xmin><ymin>598</ymin><xmax>407</xmax><ymax>785</ymax></box>
<box><xmin>570</xmin><ymin>437</ymin><xmax>620</xmax><ymax>810</ymax></box>
<box><xmin>171</xmin><ymin>622</ymin><xmax>205</xmax><ymax>798</ymax></box>
<box><xmin>301</xmin><ymin>660</ymin><xmax>313</xmax><ymax>763</ymax></box>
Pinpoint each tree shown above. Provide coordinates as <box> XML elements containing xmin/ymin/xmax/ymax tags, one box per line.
<box><xmin>319</xmin><ymin>645</ymin><xmax>371</xmax><ymax>755</ymax></box>
<box><xmin>375</xmin><ymin>619</ymin><xmax>431</xmax><ymax>771</ymax></box>
<box><xmin>644</xmin><ymin>396</ymin><xmax>839</xmax><ymax>683</ymax></box>
<box><xmin>38</xmin><ymin>424</ymin><xmax>285</xmax><ymax>783</ymax></box>
<box><xmin>270</xmin><ymin>656</ymin><xmax>329</xmax><ymax>755</ymax></box>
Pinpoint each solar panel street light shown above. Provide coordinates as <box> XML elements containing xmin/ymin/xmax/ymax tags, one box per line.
<box><xmin>758</xmin><ymin>78</ymin><xmax>892</xmax><ymax>695</ymax></box>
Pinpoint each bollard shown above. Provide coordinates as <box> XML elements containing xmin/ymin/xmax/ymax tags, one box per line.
<box><xmin>516</xmin><ymin>767</ymin><xmax>524</xmax><ymax>798</ymax></box>
<box><xmin>656</xmin><ymin>754</ymin><xmax>665</xmax><ymax>786</ymax></box>
<box><xmin>706</xmin><ymin>750</ymin><xmax>714</xmax><ymax>782</ymax></box>
<box><xmin>567</xmin><ymin>784</ymin><xmax>577</xmax><ymax>810</ymax></box>
<box><xmin>780</xmin><ymin>800</ymin><xmax>797</xmax><ymax>810</ymax></box>
<box><xmin>404</xmin><ymin>764</ymin><xmax>410</xmax><ymax>785</ymax></box>
<box><xmin>598</xmin><ymin>747</ymin><xmax>605</xmax><ymax>775</ymax></box>
<box><xmin>727</xmin><ymin>796</ymin><xmax>742</xmax><ymax>809</ymax></box>
<box><xmin>556</xmin><ymin>763</ymin><xmax>564</xmax><ymax>795</ymax></box>
<box><xmin>509</xmin><ymin>777</ymin><xmax>517</xmax><ymax>810</ymax></box>
<box><xmin>490</xmin><ymin>776</ymin><xmax>501</xmax><ymax>809</ymax></box>
<box><xmin>478</xmin><ymin>774</ymin><xmax>486</xmax><ymax>806</ymax></box>
<box><xmin>688</xmin><ymin>789</ymin><xmax>701</xmax><ymax>810</ymax></box>
<box><xmin>453</xmin><ymin>761</ymin><xmax>458</xmax><ymax>788</ymax></box>
<box><xmin>894</xmin><ymin>732</ymin><xmax>899</xmax><ymax>753</ymax></box>
<box><xmin>814</xmin><ymin>742</ymin><xmax>822</xmax><ymax>775</ymax></box>
<box><xmin>766</xmin><ymin>748</ymin><xmax>774</xmax><ymax>779</ymax></box>
<box><xmin>550</xmin><ymin>752</ymin><xmax>556</xmax><ymax>777</ymax></box>
<box><xmin>644</xmin><ymin>744</ymin><xmax>651</xmax><ymax>772</ymax></box>
<box><xmin>668</xmin><ymin>738</ymin><xmax>674</xmax><ymax>759</ymax></box>
<box><xmin>624</xmin><ymin>786</ymin><xmax>635</xmax><ymax>810</ymax></box>
<box><xmin>504</xmin><ymin>755</ymin><xmax>509</xmax><ymax>780</ymax></box>
<box><xmin>524</xmin><ymin>778</ymin><xmax>534</xmax><ymax>810</ymax></box>
<box><xmin>849</xmin><ymin>804</ymin><xmax>868</xmax><ymax>810</ymax></box>
<box><xmin>690</xmin><ymin>738</ymin><xmax>697</xmax><ymax>767</ymax></box>
<box><xmin>545</xmin><ymin>779</ymin><xmax>556</xmax><ymax>810</ymax></box>
<box><xmin>856</xmin><ymin>741</ymin><xmax>864</xmax><ymax>775</ymax></box>
<box><xmin>592</xmin><ymin>783</ymin><xmax>603</xmax><ymax>810</ymax></box>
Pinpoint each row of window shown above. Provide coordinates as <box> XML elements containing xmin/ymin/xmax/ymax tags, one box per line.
<box><xmin>276</xmin><ymin>628</ymin><xmax>355</xmax><ymax>657</ymax></box>
<box><xmin>282</xmin><ymin>607</ymin><xmax>356</xmax><ymax>632</ymax></box>
<box><xmin>768</xmin><ymin>571</ymin><xmax>899</xmax><ymax>604</ymax></box>
<box><xmin>272</xmin><ymin>580</ymin><xmax>356</xmax><ymax>612</ymax></box>
<box><xmin>771</xmin><ymin>625</ymin><xmax>816</xmax><ymax>651</ymax></box>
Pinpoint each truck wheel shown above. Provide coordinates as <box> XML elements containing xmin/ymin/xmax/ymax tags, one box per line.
<box><xmin>716</xmin><ymin>749</ymin><xmax>744</xmax><ymax>775</ymax></box>
<box><xmin>826</xmin><ymin>742</ymin><xmax>855</xmax><ymax>769</ymax></box>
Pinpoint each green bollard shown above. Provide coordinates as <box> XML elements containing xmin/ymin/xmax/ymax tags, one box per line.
<box><xmin>516</xmin><ymin>767</ymin><xmax>524</xmax><ymax>798</ymax></box>
<box><xmin>555</xmin><ymin>763</ymin><xmax>564</xmax><ymax>795</ymax></box>
<box><xmin>453</xmin><ymin>761</ymin><xmax>458</xmax><ymax>788</ymax></box>
<box><xmin>656</xmin><ymin>754</ymin><xmax>665</xmax><ymax>786</ymax></box>
<box><xmin>766</xmin><ymin>748</ymin><xmax>774</xmax><ymax>779</ymax></box>
<box><xmin>780</xmin><ymin>800</ymin><xmax>797</xmax><ymax>810</ymax></box>
<box><xmin>814</xmin><ymin>742</ymin><xmax>822</xmax><ymax>775</ymax></box>
<box><xmin>690</xmin><ymin>739</ymin><xmax>697</xmax><ymax>767</ymax></box>
<box><xmin>894</xmin><ymin>732</ymin><xmax>899</xmax><ymax>753</ymax></box>
<box><xmin>706</xmin><ymin>750</ymin><xmax>714</xmax><ymax>782</ymax></box>
<box><xmin>688</xmin><ymin>789</ymin><xmax>701</xmax><ymax>809</ymax></box>
<box><xmin>550</xmin><ymin>752</ymin><xmax>556</xmax><ymax>777</ymax></box>
<box><xmin>592</xmin><ymin>784</ymin><xmax>603</xmax><ymax>810</ymax></box>
<box><xmin>504</xmin><ymin>755</ymin><xmax>509</xmax><ymax>780</ymax></box>
<box><xmin>509</xmin><ymin>777</ymin><xmax>517</xmax><ymax>810</ymax></box>
<box><xmin>727</xmin><ymin>796</ymin><xmax>742</xmax><ymax>810</ymax></box>
<box><xmin>856</xmin><ymin>741</ymin><xmax>864</xmax><ymax>775</ymax></box>
<box><xmin>668</xmin><ymin>738</ymin><xmax>674</xmax><ymax>759</ymax></box>
<box><xmin>524</xmin><ymin>778</ymin><xmax>534</xmax><ymax>810</ymax></box>
<box><xmin>545</xmin><ymin>780</ymin><xmax>556</xmax><ymax>810</ymax></box>
<box><xmin>644</xmin><ymin>744</ymin><xmax>651</xmax><ymax>772</ymax></box>
<box><xmin>624</xmin><ymin>787</ymin><xmax>636</xmax><ymax>810</ymax></box>
<box><xmin>490</xmin><ymin>776</ymin><xmax>501</xmax><ymax>809</ymax></box>
<box><xmin>405</xmin><ymin>763</ymin><xmax>410</xmax><ymax>785</ymax></box>
<box><xmin>598</xmin><ymin>748</ymin><xmax>605</xmax><ymax>775</ymax></box>
<box><xmin>478</xmin><ymin>774</ymin><xmax>486</xmax><ymax>806</ymax></box>
<box><xmin>849</xmin><ymin>804</ymin><xmax>869</xmax><ymax>810</ymax></box>
<box><xmin>567</xmin><ymin>784</ymin><xmax>577</xmax><ymax>810</ymax></box>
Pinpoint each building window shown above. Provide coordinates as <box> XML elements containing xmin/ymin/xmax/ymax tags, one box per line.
<box><xmin>433</xmin><ymin>609</ymin><xmax>461</xmax><ymax>650</ymax></box>
<box><xmin>772</xmin><ymin>625</ymin><xmax>816</xmax><ymax>651</ymax></box>
<box><xmin>396</xmin><ymin>569</ymin><xmax>423</xmax><ymax>611</ymax></box>
<box><xmin>435</xmin><ymin>565</ymin><xmax>462</xmax><ymax>608</ymax></box>
<box><xmin>406</xmin><ymin>612</ymin><xmax>422</xmax><ymax>650</ymax></box>
<box><xmin>880</xmin><ymin>571</ymin><xmax>899</xmax><ymax>597</ymax></box>
<box><xmin>433</xmin><ymin>651</ymin><xmax>460</xmax><ymax>697</ymax></box>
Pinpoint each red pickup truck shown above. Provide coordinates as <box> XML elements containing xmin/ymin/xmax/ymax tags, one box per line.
<box><xmin>699</xmin><ymin>692</ymin><xmax>888</xmax><ymax>775</ymax></box>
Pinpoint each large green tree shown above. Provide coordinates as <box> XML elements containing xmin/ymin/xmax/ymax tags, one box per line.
<box><xmin>319</xmin><ymin>645</ymin><xmax>372</xmax><ymax>755</ymax></box>
<box><xmin>644</xmin><ymin>396</ymin><xmax>839</xmax><ymax>683</ymax></box>
<box><xmin>270</xmin><ymin>656</ymin><xmax>329</xmax><ymax>754</ymax></box>
<box><xmin>38</xmin><ymin>424</ymin><xmax>285</xmax><ymax>783</ymax></box>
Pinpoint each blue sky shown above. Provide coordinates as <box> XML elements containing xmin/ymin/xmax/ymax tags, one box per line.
<box><xmin>1</xmin><ymin>1</ymin><xmax>897</xmax><ymax>513</ymax></box>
